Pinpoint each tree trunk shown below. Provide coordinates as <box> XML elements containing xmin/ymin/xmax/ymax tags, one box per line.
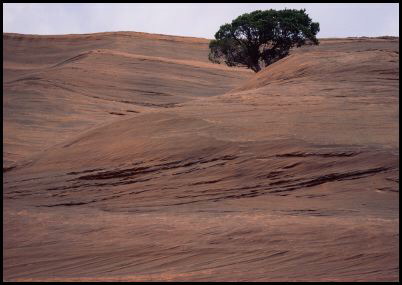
<box><xmin>250</xmin><ymin>64</ymin><xmax>261</xmax><ymax>73</ymax></box>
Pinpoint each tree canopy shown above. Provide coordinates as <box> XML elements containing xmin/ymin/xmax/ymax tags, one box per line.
<box><xmin>208</xmin><ymin>9</ymin><xmax>320</xmax><ymax>72</ymax></box>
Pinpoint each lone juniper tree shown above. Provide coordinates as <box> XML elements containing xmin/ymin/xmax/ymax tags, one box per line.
<box><xmin>208</xmin><ymin>9</ymin><xmax>320</xmax><ymax>72</ymax></box>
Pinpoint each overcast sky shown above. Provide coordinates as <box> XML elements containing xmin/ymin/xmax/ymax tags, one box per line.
<box><xmin>3</xmin><ymin>3</ymin><xmax>399</xmax><ymax>39</ymax></box>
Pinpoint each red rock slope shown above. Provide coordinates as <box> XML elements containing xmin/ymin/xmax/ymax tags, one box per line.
<box><xmin>3</xmin><ymin>33</ymin><xmax>399</xmax><ymax>281</ymax></box>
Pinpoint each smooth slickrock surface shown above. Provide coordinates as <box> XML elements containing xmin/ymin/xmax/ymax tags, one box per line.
<box><xmin>3</xmin><ymin>32</ymin><xmax>399</xmax><ymax>281</ymax></box>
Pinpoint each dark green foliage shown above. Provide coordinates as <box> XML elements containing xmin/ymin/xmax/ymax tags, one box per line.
<box><xmin>208</xmin><ymin>9</ymin><xmax>320</xmax><ymax>72</ymax></box>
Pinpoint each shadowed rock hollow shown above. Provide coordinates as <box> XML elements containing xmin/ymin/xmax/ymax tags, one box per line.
<box><xmin>3</xmin><ymin>32</ymin><xmax>399</xmax><ymax>282</ymax></box>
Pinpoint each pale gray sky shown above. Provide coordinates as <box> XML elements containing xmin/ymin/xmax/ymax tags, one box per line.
<box><xmin>3</xmin><ymin>3</ymin><xmax>399</xmax><ymax>39</ymax></box>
